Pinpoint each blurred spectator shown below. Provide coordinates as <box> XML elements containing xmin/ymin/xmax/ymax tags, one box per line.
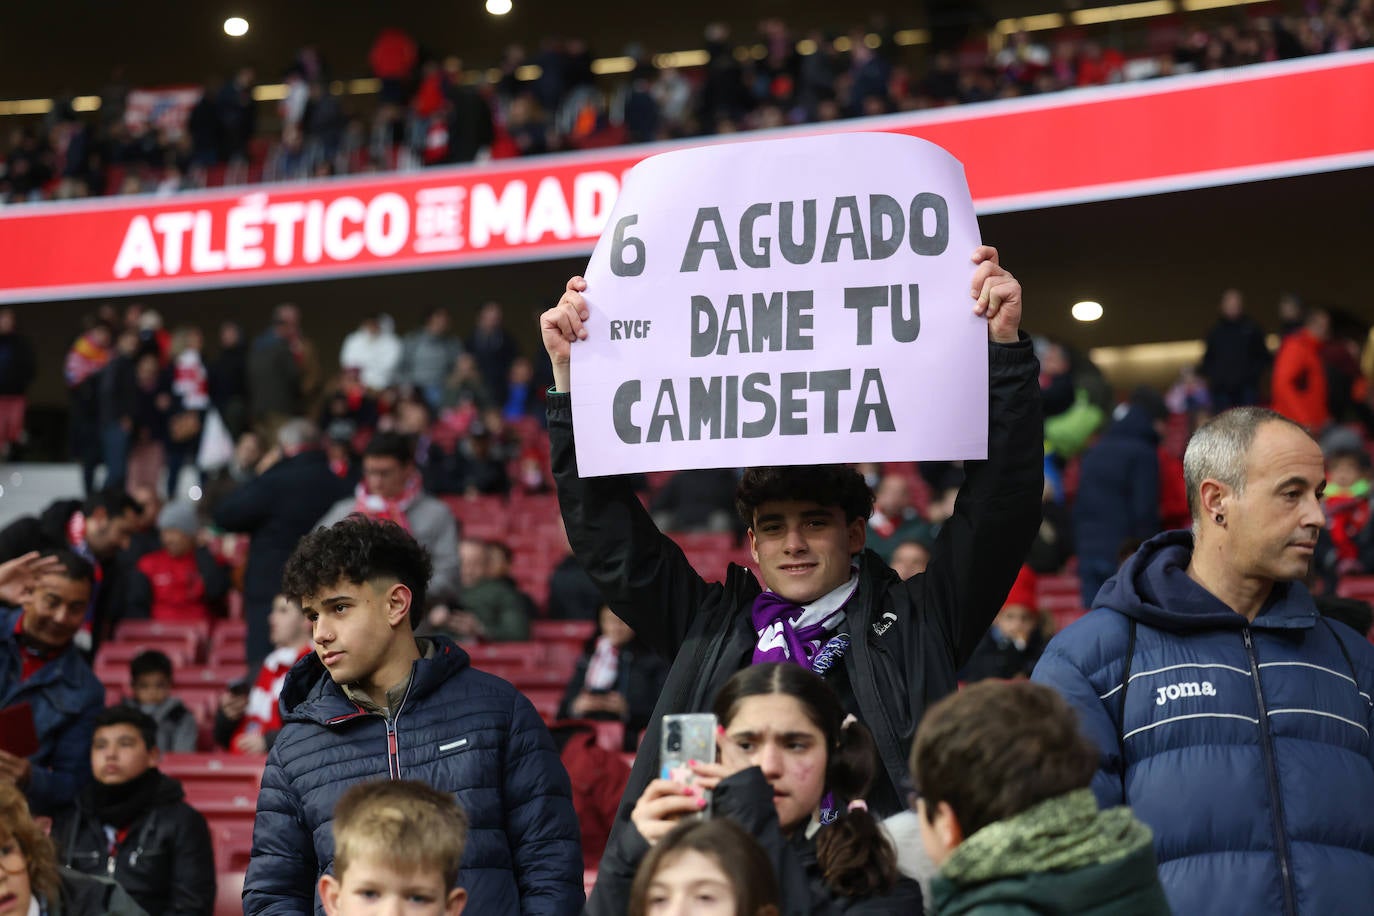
<box><xmin>339</xmin><ymin>314</ymin><xmax>402</xmax><ymax>393</ymax></box>
<box><xmin>0</xmin><ymin>550</ymin><xmax>104</xmax><ymax>816</ymax></box>
<box><xmin>126</xmin><ymin>502</ymin><xmax>229</xmax><ymax>624</ymax></box>
<box><xmin>501</xmin><ymin>356</ymin><xmax>542</xmax><ymax>422</ymax></box>
<box><xmin>50</xmin><ymin>706</ymin><xmax>216</xmax><ymax>916</ymax></box>
<box><xmin>1271</xmin><ymin>307</ymin><xmax>1331</xmax><ymax>431</ymax></box>
<box><xmin>441</xmin><ymin>57</ymin><xmax>495</xmax><ymax>163</ymax></box>
<box><xmin>369</xmin><ymin>27</ymin><xmax>419</xmax><ymax>104</ymax></box>
<box><xmin>65</xmin><ymin>322</ymin><xmax>113</xmax><ymax>496</ymax></box>
<box><xmin>214</xmin><ymin>419</ymin><xmax>351</xmax><ymax>666</ymax></box>
<box><xmin>557</xmin><ymin>605</ymin><xmax>668</xmax><ymax>752</ymax></box>
<box><xmin>187</xmin><ymin>82</ymin><xmax>221</xmax><ymax>168</ymax></box>
<box><xmin>1201</xmin><ymin>288</ymin><xmax>1270</xmax><ymax>410</ymax></box>
<box><xmin>214</xmin><ymin>594</ymin><xmax>311</xmax><ymax>755</ymax></box>
<box><xmin>546</xmin><ymin>516</ymin><xmax>603</xmax><ymax>621</ymax></box>
<box><xmin>867</xmin><ymin>473</ymin><xmax>933</xmax><ymax>561</ymax></box>
<box><xmin>457</xmin><ymin>421</ymin><xmax>512</xmax><ymax>497</ymax></box>
<box><xmin>1039</xmin><ymin>339</ymin><xmax>1112</xmax><ymax>461</ymax></box>
<box><xmin>0</xmin><ymin>490</ymin><xmax>141</xmax><ymax>651</ymax></box>
<box><xmin>199</xmin><ymin>430</ymin><xmax>262</xmax><ymax>520</ymax></box>
<box><xmin>889</xmin><ymin>538</ymin><xmax>932</xmax><ymax>580</ymax></box>
<box><xmin>648</xmin><ymin>468</ymin><xmax>739</xmax><ymax>533</ymax></box>
<box><xmin>1026</xmin><ymin>479</ymin><xmax>1075</xmax><ymax>575</ymax></box>
<box><xmin>0</xmin><ymin>308</ymin><xmax>35</xmax><ymax>459</ymax></box>
<box><xmin>545</xmin><ymin>719</ymin><xmax>632</xmax><ymax>870</ymax></box>
<box><xmin>118</xmin><ymin>486</ymin><xmax>164</xmax><ymax>566</ymax></box>
<box><xmin>959</xmin><ymin>566</ymin><xmax>1045</xmax><ymax>682</ymax></box>
<box><xmin>1165</xmin><ymin>364</ymin><xmax>1212</xmax><ymax>434</ymax></box>
<box><xmin>1073</xmin><ymin>391</ymin><xmax>1163</xmax><ymax>608</ymax></box>
<box><xmin>428</xmin><ymin>538</ymin><xmax>530</xmax><ymax>642</ymax></box>
<box><xmin>316</xmin><ymin>432</ymin><xmax>462</xmax><ymax>607</ymax></box>
<box><xmin>247</xmin><ymin>305</ymin><xmax>315</xmax><ymax>437</ymax></box>
<box><xmin>126</xmin><ymin>352</ymin><xmax>171</xmax><ymax>495</ymax></box>
<box><xmin>118</xmin><ymin>650</ymin><xmax>197</xmax><ymax>754</ymax></box>
<box><xmin>466</xmin><ymin>302</ymin><xmax>520</xmax><ymax>405</ymax></box>
<box><xmin>1323</xmin><ymin>447</ymin><xmax>1371</xmax><ymax>575</ymax></box>
<box><xmin>0</xmin><ymin>782</ymin><xmax>146</xmax><ymax>915</ymax></box>
<box><xmin>217</xmin><ymin>67</ymin><xmax>257</xmax><ymax>164</ymax></box>
<box><xmin>165</xmin><ymin>326</ymin><xmax>210</xmax><ymax>499</ymax></box>
<box><xmin>441</xmin><ymin>351</ymin><xmax>492</xmax><ymax>412</ymax></box>
<box><xmin>207</xmin><ymin>321</ymin><xmax>249</xmax><ymax>438</ymax></box>
<box><xmin>97</xmin><ymin>328</ymin><xmax>140</xmax><ymax>491</ymax></box>
<box><xmin>398</xmin><ymin>307</ymin><xmax>463</xmax><ymax>408</ymax></box>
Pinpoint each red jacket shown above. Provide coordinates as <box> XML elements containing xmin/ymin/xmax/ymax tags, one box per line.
<box><xmin>1271</xmin><ymin>329</ymin><xmax>1329</xmax><ymax>429</ymax></box>
<box><xmin>556</xmin><ymin>723</ymin><xmax>631</xmax><ymax>869</ymax></box>
<box><xmin>135</xmin><ymin>550</ymin><xmax>211</xmax><ymax>622</ymax></box>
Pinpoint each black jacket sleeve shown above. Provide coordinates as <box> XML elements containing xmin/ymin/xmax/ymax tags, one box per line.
<box><xmin>126</xmin><ymin>568</ymin><xmax>153</xmax><ymax>620</ymax></box>
<box><xmin>168</xmin><ymin>806</ymin><xmax>217</xmax><ymax>916</ymax></box>
<box><xmin>195</xmin><ymin>547</ymin><xmax>231</xmax><ymax>605</ymax></box>
<box><xmin>907</xmin><ymin>340</ymin><xmax>1045</xmax><ymax>667</ymax></box>
<box><xmin>548</xmin><ymin>392</ymin><xmax>722</xmax><ymax>661</ymax></box>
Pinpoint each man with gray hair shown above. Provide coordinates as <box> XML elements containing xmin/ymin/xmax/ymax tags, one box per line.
<box><xmin>1034</xmin><ymin>406</ymin><xmax>1374</xmax><ymax>915</ymax></box>
<box><xmin>214</xmin><ymin>418</ymin><xmax>351</xmax><ymax>665</ymax></box>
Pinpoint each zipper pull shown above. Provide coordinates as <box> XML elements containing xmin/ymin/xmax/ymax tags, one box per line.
<box><xmin>107</xmin><ymin>855</ymin><xmax>116</xmax><ymax>877</ymax></box>
<box><xmin>1243</xmin><ymin>628</ymin><xmax>1253</xmax><ymax>649</ymax></box>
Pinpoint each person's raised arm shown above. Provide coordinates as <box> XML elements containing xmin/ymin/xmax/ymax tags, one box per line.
<box><xmin>910</xmin><ymin>246</ymin><xmax>1044</xmax><ymax>665</ymax></box>
<box><xmin>542</xmin><ymin>276</ymin><xmax>720</xmax><ymax>660</ymax></box>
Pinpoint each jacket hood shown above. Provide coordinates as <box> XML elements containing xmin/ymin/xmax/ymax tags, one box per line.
<box><xmin>279</xmin><ymin>635</ymin><xmax>471</xmax><ymax>725</ymax></box>
<box><xmin>1102</xmin><ymin>402</ymin><xmax>1160</xmax><ymax>446</ymax></box>
<box><xmin>1094</xmin><ymin>530</ymin><xmax>1317</xmax><ymax>633</ymax></box>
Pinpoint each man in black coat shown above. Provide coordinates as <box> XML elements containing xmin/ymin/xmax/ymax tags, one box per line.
<box><xmin>213</xmin><ymin>418</ymin><xmax>350</xmax><ymax>666</ymax></box>
<box><xmin>540</xmin><ymin>246</ymin><xmax>1043</xmax><ymax>911</ymax></box>
<box><xmin>1201</xmin><ymin>288</ymin><xmax>1271</xmax><ymax>411</ymax></box>
<box><xmin>51</xmin><ymin>706</ymin><xmax>216</xmax><ymax>916</ymax></box>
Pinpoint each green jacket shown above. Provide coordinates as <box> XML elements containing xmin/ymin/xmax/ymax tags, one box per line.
<box><xmin>461</xmin><ymin>577</ymin><xmax>532</xmax><ymax>641</ymax></box>
<box><xmin>931</xmin><ymin>789</ymin><xmax>1171</xmax><ymax>916</ymax></box>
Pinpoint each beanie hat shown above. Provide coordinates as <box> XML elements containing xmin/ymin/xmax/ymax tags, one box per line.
<box><xmin>157</xmin><ymin>501</ymin><xmax>199</xmax><ymax>536</ymax></box>
<box><xmin>1003</xmin><ymin>565</ymin><xmax>1038</xmax><ymax>611</ymax></box>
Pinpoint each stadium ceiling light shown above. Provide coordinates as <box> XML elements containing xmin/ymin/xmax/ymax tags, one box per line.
<box><xmin>224</xmin><ymin>17</ymin><xmax>249</xmax><ymax>37</ymax></box>
<box><xmin>486</xmin><ymin>0</ymin><xmax>513</xmax><ymax>15</ymax></box>
<box><xmin>1072</xmin><ymin>300</ymin><xmax>1104</xmax><ymax>322</ymax></box>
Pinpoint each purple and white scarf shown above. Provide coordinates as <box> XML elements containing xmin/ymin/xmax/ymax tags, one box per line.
<box><xmin>751</xmin><ymin>572</ymin><xmax>857</xmax><ymax>667</ymax></box>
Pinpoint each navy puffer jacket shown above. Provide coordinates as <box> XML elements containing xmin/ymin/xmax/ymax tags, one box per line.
<box><xmin>244</xmin><ymin>637</ymin><xmax>583</xmax><ymax>915</ymax></box>
<box><xmin>1034</xmin><ymin>531</ymin><xmax>1374</xmax><ymax>915</ymax></box>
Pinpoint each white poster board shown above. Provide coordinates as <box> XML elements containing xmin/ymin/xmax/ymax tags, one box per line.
<box><xmin>571</xmin><ymin>132</ymin><xmax>988</xmax><ymax>476</ymax></box>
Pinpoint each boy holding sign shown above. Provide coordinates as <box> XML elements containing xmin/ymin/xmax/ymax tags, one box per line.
<box><xmin>542</xmin><ymin>236</ymin><xmax>1042</xmax><ymax>885</ymax></box>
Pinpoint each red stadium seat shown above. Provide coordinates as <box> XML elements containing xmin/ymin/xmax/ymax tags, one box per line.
<box><xmin>212</xmin><ymin>821</ymin><xmax>255</xmax><ymax>873</ymax></box>
<box><xmin>175</xmin><ymin>664</ymin><xmax>250</xmax><ymax>689</ymax></box>
<box><xmin>96</xmin><ymin>642</ymin><xmax>192</xmax><ymax>670</ymax></box>
<box><xmin>162</xmin><ymin>752</ymin><xmax>265</xmax><ymax>783</ymax></box>
<box><xmin>531</xmin><ymin>621</ymin><xmax>595</xmax><ymax>643</ymax></box>
<box><xmin>522</xmin><ymin>688</ymin><xmax>562</xmax><ymax>721</ymax></box>
<box><xmin>214</xmin><ymin>871</ymin><xmax>245</xmax><ymax>916</ymax></box>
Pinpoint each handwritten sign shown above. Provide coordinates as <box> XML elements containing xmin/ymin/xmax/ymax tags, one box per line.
<box><xmin>571</xmin><ymin>132</ymin><xmax>987</xmax><ymax>476</ymax></box>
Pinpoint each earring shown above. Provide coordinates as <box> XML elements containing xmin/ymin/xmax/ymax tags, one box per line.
<box><xmin>1215</xmin><ymin>513</ymin><xmax>1224</xmax><ymax>524</ymax></box>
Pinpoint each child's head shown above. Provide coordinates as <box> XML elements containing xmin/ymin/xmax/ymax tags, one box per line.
<box><xmin>713</xmin><ymin>663</ymin><xmax>896</xmax><ymax>897</ymax></box>
<box><xmin>911</xmin><ymin>680</ymin><xmax>1098</xmax><ymax>867</ymax></box>
<box><xmin>267</xmin><ymin>594</ymin><xmax>310</xmax><ymax>650</ymax></box>
<box><xmin>628</xmin><ymin>819</ymin><xmax>779</xmax><ymax>916</ymax></box>
<box><xmin>320</xmin><ymin>780</ymin><xmax>468</xmax><ymax>916</ymax></box>
<box><xmin>157</xmin><ymin>501</ymin><xmax>199</xmax><ymax>557</ymax></box>
<box><xmin>91</xmin><ymin>706</ymin><xmax>160</xmax><ymax>786</ymax></box>
<box><xmin>1327</xmin><ymin>448</ymin><xmax>1370</xmax><ymax>490</ymax></box>
<box><xmin>129</xmin><ymin>650</ymin><xmax>174</xmax><ymax>707</ymax></box>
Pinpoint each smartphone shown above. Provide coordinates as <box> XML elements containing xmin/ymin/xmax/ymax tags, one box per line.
<box><xmin>660</xmin><ymin>713</ymin><xmax>717</xmax><ymax>799</ymax></box>
<box><xmin>227</xmin><ymin>675</ymin><xmax>252</xmax><ymax>697</ymax></box>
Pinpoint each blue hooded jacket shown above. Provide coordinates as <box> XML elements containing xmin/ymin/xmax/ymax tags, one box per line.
<box><xmin>244</xmin><ymin>636</ymin><xmax>583</xmax><ymax>916</ymax></box>
<box><xmin>0</xmin><ymin>606</ymin><xmax>103</xmax><ymax>815</ymax></box>
<box><xmin>1033</xmin><ymin>531</ymin><xmax>1374</xmax><ymax>916</ymax></box>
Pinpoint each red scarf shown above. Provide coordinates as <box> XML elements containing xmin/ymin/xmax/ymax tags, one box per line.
<box><xmin>351</xmin><ymin>473</ymin><xmax>422</xmax><ymax>531</ymax></box>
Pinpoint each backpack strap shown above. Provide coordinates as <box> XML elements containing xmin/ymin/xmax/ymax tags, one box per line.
<box><xmin>1115</xmin><ymin>618</ymin><xmax>1139</xmax><ymax>798</ymax></box>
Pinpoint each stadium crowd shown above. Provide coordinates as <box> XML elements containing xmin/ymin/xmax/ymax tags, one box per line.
<box><xmin>0</xmin><ymin>237</ymin><xmax>1370</xmax><ymax>914</ymax></box>
<box><xmin>0</xmin><ymin>0</ymin><xmax>1370</xmax><ymax>203</ymax></box>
